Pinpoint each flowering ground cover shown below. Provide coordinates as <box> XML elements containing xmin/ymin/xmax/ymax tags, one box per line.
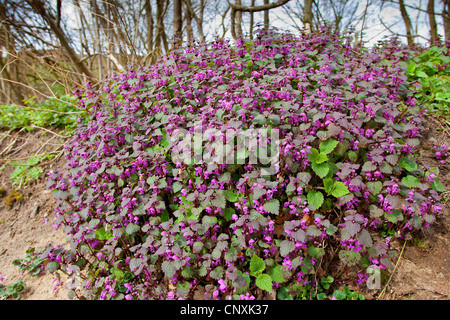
<box><xmin>41</xmin><ymin>28</ymin><xmax>448</xmax><ymax>300</ymax></box>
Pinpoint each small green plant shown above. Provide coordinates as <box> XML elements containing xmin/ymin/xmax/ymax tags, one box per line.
<box><xmin>277</xmin><ymin>275</ymin><xmax>337</xmax><ymax>300</ymax></box>
<box><xmin>0</xmin><ymin>279</ymin><xmax>26</xmax><ymax>300</ymax></box>
<box><xmin>9</xmin><ymin>154</ymin><xmax>54</xmax><ymax>188</ymax></box>
<box><xmin>406</xmin><ymin>45</ymin><xmax>450</xmax><ymax>119</ymax></box>
<box><xmin>0</xmin><ymin>94</ymin><xmax>86</xmax><ymax>133</ymax></box>
<box><xmin>249</xmin><ymin>255</ymin><xmax>285</xmax><ymax>293</ymax></box>
<box><xmin>331</xmin><ymin>285</ymin><xmax>366</xmax><ymax>300</ymax></box>
<box><xmin>12</xmin><ymin>247</ymin><xmax>45</xmax><ymax>276</ymax></box>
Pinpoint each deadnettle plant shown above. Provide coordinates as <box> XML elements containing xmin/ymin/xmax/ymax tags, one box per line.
<box><xmin>46</xmin><ymin>28</ymin><xmax>446</xmax><ymax>300</ymax></box>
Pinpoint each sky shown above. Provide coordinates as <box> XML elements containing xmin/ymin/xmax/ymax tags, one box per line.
<box><xmin>62</xmin><ymin>0</ymin><xmax>445</xmax><ymax>50</ymax></box>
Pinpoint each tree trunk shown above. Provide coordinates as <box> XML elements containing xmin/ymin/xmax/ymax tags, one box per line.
<box><xmin>183</xmin><ymin>0</ymin><xmax>194</xmax><ymax>43</ymax></box>
<box><xmin>250</xmin><ymin>0</ymin><xmax>255</xmax><ymax>39</ymax></box>
<box><xmin>303</xmin><ymin>0</ymin><xmax>313</xmax><ymax>33</ymax></box>
<box><xmin>173</xmin><ymin>0</ymin><xmax>182</xmax><ymax>47</ymax></box>
<box><xmin>26</xmin><ymin>0</ymin><xmax>94</xmax><ymax>79</ymax></box>
<box><xmin>427</xmin><ymin>0</ymin><xmax>438</xmax><ymax>44</ymax></box>
<box><xmin>443</xmin><ymin>0</ymin><xmax>450</xmax><ymax>43</ymax></box>
<box><xmin>264</xmin><ymin>0</ymin><xmax>269</xmax><ymax>30</ymax></box>
<box><xmin>399</xmin><ymin>0</ymin><xmax>414</xmax><ymax>46</ymax></box>
<box><xmin>235</xmin><ymin>0</ymin><xmax>243</xmax><ymax>39</ymax></box>
<box><xmin>144</xmin><ymin>0</ymin><xmax>154</xmax><ymax>54</ymax></box>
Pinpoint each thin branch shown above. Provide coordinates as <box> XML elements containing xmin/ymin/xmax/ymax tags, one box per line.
<box><xmin>228</xmin><ymin>0</ymin><xmax>291</xmax><ymax>12</ymax></box>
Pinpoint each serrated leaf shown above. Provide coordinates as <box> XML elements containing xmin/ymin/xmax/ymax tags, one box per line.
<box><xmin>342</xmin><ymin>221</ymin><xmax>360</xmax><ymax>239</ymax></box>
<box><xmin>211</xmin><ymin>193</ymin><xmax>226</xmax><ymax>208</ymax></box>
<box><xmin>224</xmin><ymin>189</ymin><xmax>239</xmax><ymax>202</ymax></box>
<box><xmin>253</xmin><ymin>186</ymin><xmax>266</xmax><ymax>200</ymax></box>
<box><xmin>291</xmin><ymin>229</ymin><xmax>306</xmax><ymax>241</ymax></box>
<box><xmin>307</xmin><ymin>190</ymin><xmax>324</xmax><ymax>209</ymax></box>
<box><xmin>311</xmin><ymin>161</ymin><xmax>329</xmax><ymax>178</ymax></box>
<box><xmin>308</xmin><ymin>246</ymin><xmax>325</xmax><ymax>259</ymax></box>
<box><xmin>279</xmin><ymin>240</ymin><xmax>296</xmax><ymax>256</ymax></box>
<box><xmin>315</xmin><ymin>152</ymin><xmax>328</xmax><ymax>164</ymax></box>
<box><xmin>210</xmin><ymin>266</ymin><xmax>224</xmax><ymax>280</ymax></box>
<box><xmin>319</xmin><ymin>139</ymin><xmax>339</xmax><ymax>155</ymax></box>
<box><xmin>172</xmin><ymin>181</ymin><xmax>183</xmax><ymax>193</ymax></box>
<box><xmin>331</xmin><ymin>181</ymin><xmax>349</xmax><ymax>198</ymax></box>
<box><xmin>297</xmin><ymin>172</ymin><xmax>312</xmax><ymax>184</ymax></box>
<box><xmin>367</xmin><ymin>181</ymin><xmax>382</xmax><ymax>195</ymax></box>
<box><xmin>46</xmin><ymin>261</ymin><xmax>59</xmax><ymax>273</ymax></box>
<box><xmin>268</xmin><ymin>265</ymin><xmax>285</xmax><ymax>283</ymax></box>
<box><xmin>161</xmin><ymin>260</ymin><xmax>175</xmax><ymax>278</ymax></box>
<box><xmin>431</xmin><ymin>178</ymin><xmax>446</xmax><ymax>192</ymax></box>
<box><xmin>277</xmin><ymin>285</ymin><xmax>294</xmax><ymax>300</ymax></box>
<box><xmin>401</xmin><ymin>175</ymin><xmax>420</xmax><ymax>188</ymax></box>
<box><xmin>338</xmin><ymin>250</ymin><xmax>361</xmax><ymax>266</ymax></box>
<box><xmin>306</xmin><ymin>225</ymin><xmax>322</xmax><ymax>237</ymax></box>
<box><xmin>357</xmin><ymin>229</ymin><xmax>373</xmax><ymax>247</ymax></box>
<box><xmin>398</xmin><ymin>156</ymin><xmax>417</xmax><ymax>172</ymax></box>
<box><xmin>384</xmin><ymin>209</ymin><xmax>403</xmax><ymax>223</ymax></box>
<box><xmin>263</xmin><ymin>199</ymin><xmax>280</xmax><ymax>215</ymax></box>
<box><xmin>250</xmin><ymin>255</ymin><xmax>266</xmax><ymax>276</ymax></box>
<box><xmin>323</xmin><ymin>178</ymin><xmax>334</xmax><ymax>194</ymax></box>
<box><xmin>125</xmin><ymin>223</ymin><xmax>140</xmax><ymax>235</ymax></box>
<box><xmin>348</xmin><ymin>151</ymin><xmax>358</xmax><ymax>162</ymax></box>
<box><xmin>255</xmin><ymin>274</ymin><xmax>273</xmax><ymax>292</ymax></box>
<box><xmin>181</xmin><ymin>266</ymin><xmax>194</xmax><ymax>278</ymax></box>
<box><xmin>223</xmin><ymin>207</ymin><xmax>235</xmax><ymax>221</ymax></box>
<box><xmin>369</xmin><ymin>205</ymin><xmax>384</xmax><ymax>218</ymax></box>
<box><xmin>362</xmin><ymin>161</ymin><xmax>377</xmax><ymax>172</ymax></box>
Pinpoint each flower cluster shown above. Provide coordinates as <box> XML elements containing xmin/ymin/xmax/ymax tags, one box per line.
<box><xmin>47</xmin><ymin>28</ymin><xmax>445</xmax><ymax>300</ymax></box>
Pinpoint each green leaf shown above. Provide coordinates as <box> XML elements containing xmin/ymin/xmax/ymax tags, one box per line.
<box><xmin>224</xmin><ymin>189</ymin><xmax>239</xmax><ymax>202</ymax></box>
<box><xmin>95</xmin><ymin>227</ymin><xmax>113</xmax><ymax>240</ymax></box>
<box><xmin>385</xmin><ymin>209</ymin><xmax>403</xmax><ymax>223</ymax></box>
<box><xmin>255</xmin><ymin>274</ymin><xmax>273</xmax><ymax>292</ymax></box>
<box><xmin>307</xmin><ymin>190</ymin><xmax>324</xmax><ymax>209</ymax></box>
<box><xmin>172</xmin><ymin>181</ymin><xmax>183</xmax><ymax>193</ymax></box>
<box><xmin>415</xmin><ymin>70</ymin><xmax>428</xmax><ymax>78</ymax></box>
<box><xmin>210</xmin><ymin>266</ymin><xmax>224</xmax><ymax>280</ymax></box>
<box><xmin>311</xmin><ymin>161</ymin><xmax>329</xmax><ymax>178</ymax></box>
<box><xmin>161</xmin><ymin>261</ymin><xmax>175</xmax><ymax>278</ymax></box>
<box><xmin>401</xmin><ymin>175</ymin><xmax>420</xmax><ymax>188</ymax></box>
<box><xmin>263</xmin><ymin>199</ymin><xmax>280</xmax><ymax>215</ymax></box>
<box><xmin>323</xmin><ymin>178</ymin><xmax>334</xmax><ymax>194</ymax></box>
<box><xmin>431</xmin><ymin>178</ymin><xmax>446</xmax><ymax>192</ymax></box>
<box><xmin>319</xmin><ymin>139</ymin><xmax>339</xmax><ymax>155</ymax></box>
<box><xmin>367</xmin><ymin>181</ymin><xmax>383</xmax><ymax>195</ymax></box>
<box><xmin>211</xmin><ymin>192</ymin><xmax>226</xmax><ymax>208</ymax></box>
<box><xmin>398</xmin><ymin>156</ymin><xmax>417</xmax><ymax>172</ymax></box>
<box><xmin>332</xmin><ymin>290</ymin><xmax>346</xmax><ymax>300</ymax></box>
<box><xmin>315</xmin><ymin>152</ymin><xmax>328</xmax><ymax>164</ymax></box>
<box><xmin>125</xmin><ymin>223</ymin><xmax>140</xmax><ymax>235</ymax></box>
<box><xmin>348</xmin><ymin>151</ymin><xmax>358</xmax><ymax>162</ymax></box>
<box><xmin>277</xmin><ymin>286</ymin><xmax>293</xmax><ymax>300</ymax></box>
<box><xmin>280</xmin><ymin>240</ymin><xmax>296</xmax><ymax>257</ymax></box>
<box><xmin>331</xmin><ymin>181</ymin><xmax>349</xmax><ymax>198</ymax></box>
<box><xmin>268</xmin><ymin>265</ymin><xmax>285</xmax><ymax>283</ymax></box>
<box><xmin>46</xmin><ymin>261</ymin><xmax>59</xmax><ymax>273</ymax></box>
<box><xmin>223</xmin><ymin>207</ymin><xmax>235</xmax><ymax>221</ymax></box>
<box><xmin>308</xmin><ymin>246</ymin><xmax>325</xmax><ymax>259</ymax></box>
<box><xmin>250</xmin><ymin>255</ymin><xmax>266</xmax><ymax>276</ymax></box>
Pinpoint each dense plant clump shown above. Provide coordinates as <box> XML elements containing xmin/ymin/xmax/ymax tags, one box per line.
<box><xmin>45</xmin><ymin>28</ymin><xmax>447</xmax><ymax>300</ymax></box>
<box><xmin>406</xmin><ymin>45</ymin><xmax>450</xmax><ymax>118</ymax></box>
<box><xmin>0</xmin><ymin>95</ymin><xmax>85</xmax><ymax>132</ymax></box>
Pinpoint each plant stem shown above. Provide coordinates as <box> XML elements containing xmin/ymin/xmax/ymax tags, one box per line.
<box><xmin>377</xmin><ymin>239</ymin><xmax>407</xmax><ymax>300</ymax></box>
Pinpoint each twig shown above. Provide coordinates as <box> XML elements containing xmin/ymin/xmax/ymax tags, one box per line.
<box><xmin>0</xmin><ymin>148</ymin><xmax>62</xmax><ymax>162</ymax></box>
<box><xmin>30</xmin><ymin>124</ymin><xmax>69</xmax><ymax>138</ymax></box>
<box><xmin>377</xmin><ymin>239</ymin><xmax>408</xmax><ymax>300</ymax></box>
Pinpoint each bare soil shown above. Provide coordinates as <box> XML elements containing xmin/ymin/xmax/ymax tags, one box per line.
<box><xmin>0</xmin><ymin>118</ymin><xmax>448</xmax><ymax>300</ymax></box>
